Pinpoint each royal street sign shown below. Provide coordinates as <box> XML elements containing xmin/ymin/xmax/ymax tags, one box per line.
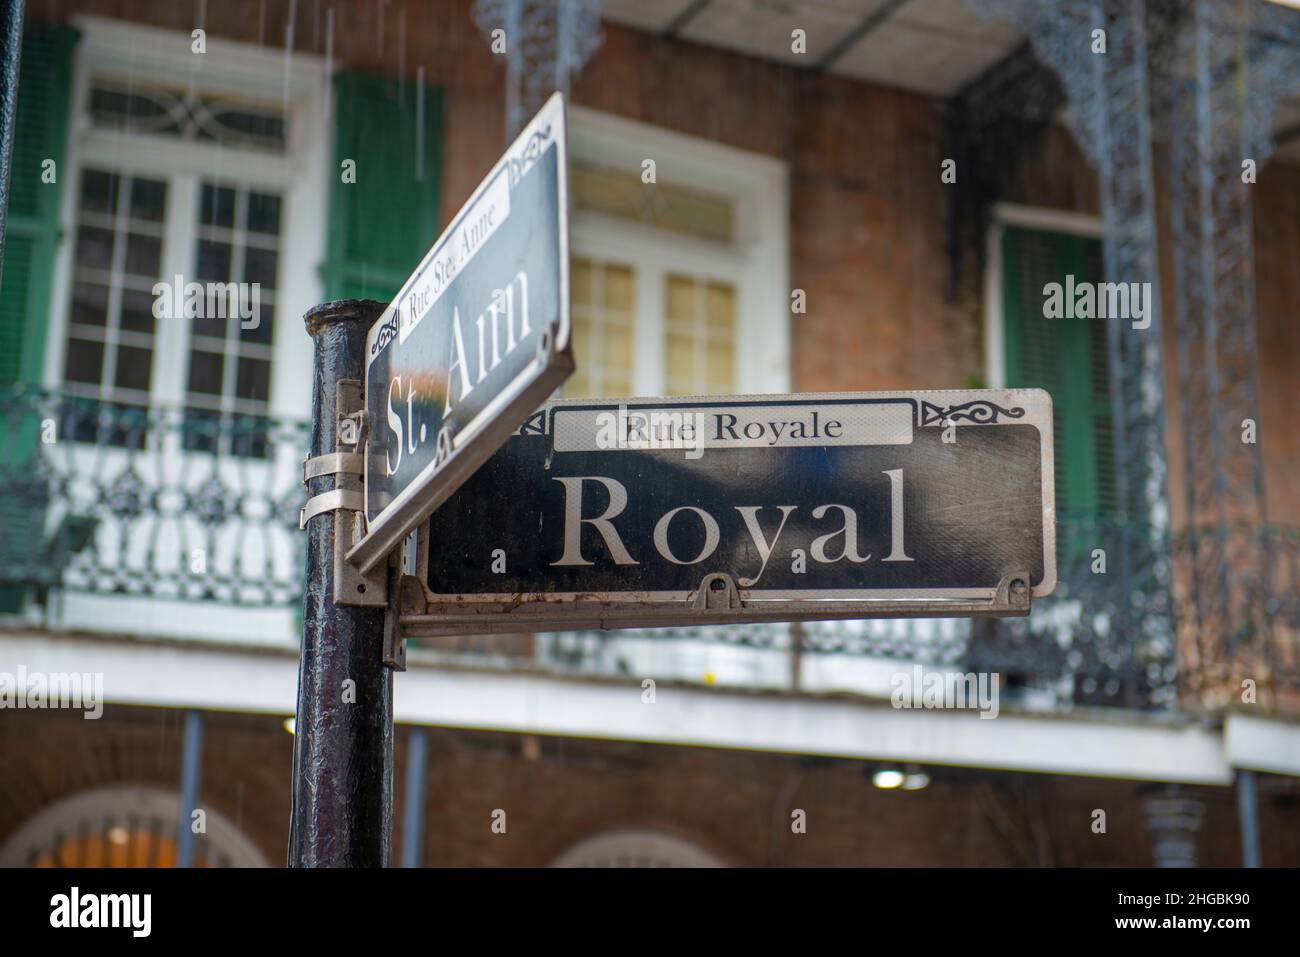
<box><xmin>400</xmin><ymin>390</ymin><xmax>1056</xmax><ymax>635</ymax></box>
<box><xmin>349</xmin><ymin>93</ymin><xmax>574</xmax><ymax>572</ymax></box>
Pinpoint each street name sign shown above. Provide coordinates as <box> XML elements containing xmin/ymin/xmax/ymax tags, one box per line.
<box><xmin>401</xmin><ymin>390</ymin><xmax>1056</xmax><ymax>635</ymax></box>
<box><xmin>349</xmin><ymin>92</ymin><xmax>574</xmax><ymax>572</ymax></box>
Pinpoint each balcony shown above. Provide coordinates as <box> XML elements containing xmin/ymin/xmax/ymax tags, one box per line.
<box><xmin>2</xmin><ymin>387</ymin><xmax>1296</xmax><ymax>714</ymax></box>
<box><xmin>0</xmin><ymin>387</ymin><xmax>308</xmax><ymax>643</ymax></box>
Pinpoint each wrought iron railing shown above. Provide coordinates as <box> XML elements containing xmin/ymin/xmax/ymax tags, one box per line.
<box><xmin>2</xmin><ymin>388</ymin><xmax>1296</xmax><ymax>712</ymax></box>
<box><xmin>0</xmin><ymin>387</ymin><xmax>309</xmax><ymax>608</ymax></box>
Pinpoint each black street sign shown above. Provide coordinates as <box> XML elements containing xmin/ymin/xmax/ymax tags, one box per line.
<box><xmin>403</xmin><ymin>390</ymin><xmax>1056</xmax><ymax>634</ymax></box>
<box><xmin>349</xmin><ymin>93</ymin><xmax>574</xmax><ymax>572</ymax></box>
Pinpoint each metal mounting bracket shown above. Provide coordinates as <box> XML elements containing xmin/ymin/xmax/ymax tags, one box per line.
<box><xmin>305</xmin><ymin>378</ymin><xmax>388</xmax><ymax>608</ymax></box>
<box><xmin>400</xmin><ymin>568</ymin><xmax>1036</xmax><ymax>637</ymax></box>
<box><xmin>995</xmin><ymin>571</ymin><xmax>1032</xmax><ymax>613</ymax></box>
<box><xmin>692</xmin><ymin>572</ymin><xmax>742</xmax><ymax>611</ymax></box>
<box><xmin>382</xmin><ymin>568</ymin><xmax>409</xmax><ymax>671</ymax></box>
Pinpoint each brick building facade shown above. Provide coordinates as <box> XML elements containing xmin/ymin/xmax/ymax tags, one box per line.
<box><xmin>1</xmin><ymin>0</ymin><xmax>1298</xmax><ymax>867</ymax></box>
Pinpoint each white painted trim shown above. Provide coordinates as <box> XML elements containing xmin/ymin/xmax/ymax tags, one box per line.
<box><xmin>984</xmin><ymin>219</ymin><xmax>1005</xmax><ymax>388</ymax></box>
<box><xmin>1225</xmin><ymin>712</ymin><xmax>1300</xmax><ymax>776</ymax></box>
<box><xmin>71</xmin><ymin>15</ymin><xmax>327</xmax><ymax>101</ymax></box>
<box><xmin>983</xmin><ymin>203</ymin><xmax>1105</xmax><ymax>389</ymax></box>
<box><xmin>46</xmin><ymin>15</ymin><xmax>329</xmax><ymax>412</ymax></box>
<box><xmin>0</xmin><ymin>630</ymin><xmax>1238</xmax><ymax>784</ymax></box>
<box><xmin>991</xmin><ymin>202</ymin><xmax>1104</xmax><ymax>239</ymax></box>
<box><xmin>568</xmin><ymin>106</ymin><xmax>789</xmax><ymax>393</ymax></box>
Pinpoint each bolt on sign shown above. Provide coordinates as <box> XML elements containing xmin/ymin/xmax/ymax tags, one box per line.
<box><xmin>399</xmin><ymin>390</ymin><xmax>1057</xmax><ymax>636</ymax></box>
<box><xmin>349</xmin><ymin>93</ymin><xmax>574</xmax><ymax>572</ymax></box>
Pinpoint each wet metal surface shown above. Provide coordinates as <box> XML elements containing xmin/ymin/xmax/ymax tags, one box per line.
<box><xmin>290</xmin><ymin>299</ymin><xmax>393</xmax><ymax>868</ymax></box>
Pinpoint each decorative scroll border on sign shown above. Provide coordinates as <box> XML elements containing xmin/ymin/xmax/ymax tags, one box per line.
<box><xmin>508</xmin><ymin>124</ymin><xmax>554</xmax><ymax>187</ymax></box>
<box><xmin>918</xmin><ymin>399</ymin><xmax>1026</xmax><ymax>427</ymax></box>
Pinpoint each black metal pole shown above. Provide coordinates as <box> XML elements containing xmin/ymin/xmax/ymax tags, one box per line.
<box><xmin>0</xmin><ymin>0</ymin><xmax>25</xmax><ymax>287</ymax></box>
<box><xmin>290</xmin><ymin>298</ymin><xmax>392</xmax><ymax>867</ymax></box>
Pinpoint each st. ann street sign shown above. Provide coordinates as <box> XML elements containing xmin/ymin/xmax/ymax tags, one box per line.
<box><xmin>348</xmin><ymin>93</ymin><xmax>574</xmax><ymax>572</ymax></box>
<box><xmin>399</xmin><ymin>390</ymin><xmax>1057</xmax><ymax>635</ymax></box>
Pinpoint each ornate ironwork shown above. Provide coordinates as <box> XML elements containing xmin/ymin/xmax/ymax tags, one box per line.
<box><xmin>0</xmin><ymin>388</ymin><xmax>309</xmax><ymax>607</ymax></box>
<box><xmin>1159</xmin><ymin>0</ymin><xmax>1300</xmax><ymax>706</ymax></box>
<box><xmin>963</xmin><ymin>0</ymin><xmax>1175</xmax><ymax>708</ymax></box>
<box><xmin>472</xmin><ymin>0</ymin><xmax>603</xmax><ymax>139</ymax></box>
<box><xmin>942</xmin><ymin>43</ymin><xmax>1066</xmax><ymax>297</ymax></box>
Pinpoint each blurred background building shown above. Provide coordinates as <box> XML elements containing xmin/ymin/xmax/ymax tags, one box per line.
<box><xmin>1</xmin><ymin>0</ymin><xmax>1298</xmax><ymax>867</ymax></box>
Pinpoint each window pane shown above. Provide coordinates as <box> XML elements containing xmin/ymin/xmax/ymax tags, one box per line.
<box><xmin>707</xmin><ymin>341</ymin><xmax>733</xmax><ymax>392</ymax></box>
<box><xmin>114</xmin><ymin>345</ymin><xmax>153</xmax><ymax>393</ymax></box>
<box><xmin>188</xmin><ymin>350</ymin><xmax>224</xmax><ymax>396</ymax></box>
<box><xmin>603</xmin><ymin>264</ymin><xmax>634</xmax><ymax>312</ymax></box>
<box><xmin>64</xmin><ymin>338</ymin><xmax>105</xmax><ymax>385</ymax></box>
<box><xmin>129</xmin><ymin>178</ymin><xmax>167</xmax><ymax>222</ymax></box>
<box><xmin>75</xmin><ymin>226</ymin><xmax>115</xmax><ymax>271</ymax></box>
<box><xmin>246</xmin><ymin>192</ymin><xmax>281</xmax><ymax>235</ymax></box>
<box><xmin>244</xmin><ymin>247</ymin><xmax>278</xmax><ymax>289</ymax></box>
<box><xmin>185</xmin><ymin>182</ymin><xmax>283</xmax><ymax>439</ymax></box>
<box><xmin>196</xmin><ymin>240</ymin><xmax>232</xmax><ymax>281</ymax></box>
<box><xmin>572</xmin><ymin>258</ymin><xmax>592</xmax><ymax>305</ymax></box>
<box><xmin>81</xmin><ymin>170</ymin><xmax>119</xmax><ymax>215</ymax></box>
<box><xmin>120</xmin><ymin>289</ymin><xmax>157</xmax><ymax>335</ymax></box>
<box><xmin>566</xmin><ymin>256</ymin><xmax>635</xmax><ymax>398</ymax></box>
<box><xmin>665</xmin><ymin>331</ymin><xmax>695</xmax><ymax>395</ymax></box>
<box><xmin>663</xmin><ymin>274</ymin><xmax>736</xmax><ymax>395</ymax></box>
<box><xmin>64</xmin><ymin>173</ymin><xmax>166</xmax><ymax>423</ymax></box>
<box><xmin>235</xmin><ymin>357</ymin><xmax>271</xmax><ymax>403</ymax></box>
<box><xmin>706</xmin><ymin>282</ymin><xmax>735</xmax><ymax>337</ymax></box>
<box><xmin>603</xmin><ymin>320</ymin><xmax>633</xmax><ymax>381</ymax></box>
<box><xmin>200</xmin><ymin>185</ymin><xmax>236</xmax><ymax>227</ymax></box>
<box><xmin>70</xmin><ymin>283</ymin><xmax>109</xmax><ymax>328</ymax></box>
<box><xmin>241</xmin><ymin>304</ymin><xmax>273</xmax><ymax>345</ymax></box>
<box><xmin>572</xmin><ymin>159</ymin><xmax>734</xmax><ymax>244</ymax></box>
<box><xmin>666</xmin><ymin>274</ymin><xmax>695</xmax><ymax>323</ymax></box>
<box><xmin>125</xmin><ymin>232</ymin><xmax>163</xmax><ymax>275</ymax></box>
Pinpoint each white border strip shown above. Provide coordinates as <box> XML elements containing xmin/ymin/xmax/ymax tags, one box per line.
<box><xmin>0</xmin><ymin>631</ymin><xmax>1240</xmax><ymax>784</ymax></box>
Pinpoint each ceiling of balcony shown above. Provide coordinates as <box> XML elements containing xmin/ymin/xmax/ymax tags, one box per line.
<box><xmin>599</xmin><ymin>0</ymin><xmax>1300</xmax><ymax>160</ymax></box>
<box><xmin>598</xmin><ymin>0</ymin><xmax>1023</xmax><ymax>97</ymax></box>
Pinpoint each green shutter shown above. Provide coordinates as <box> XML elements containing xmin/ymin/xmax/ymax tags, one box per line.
<box><xmin>0</xmin><ymin>22</ymin><xmax>76</xmax><ymax>385</ymax></box>
<box><xmin>0</xmin><ymin>23</ymin><xmax>77</xmax><ymax>613</ymax></box>
<box><xmin>1001</xmin><ymin>225</ymin><xmax>1117</xmax><ymax>527</ymax></box>
<box><xmin>322</xmin><ymin>72</ymin><xmax>443</xmax><ymax>302</ymax></box>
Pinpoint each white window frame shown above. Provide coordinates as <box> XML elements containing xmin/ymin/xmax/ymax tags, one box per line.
<box><xmin>37</xmin><ymin>17</ymin><xmax>330</xmax><ymax>644</ymax></box>
<box><xmin>983</xmin><ymin>202</ymin><xmax>1104</xmax><ymax>388</ymax></box>
<box><xmin>45</xmin><ymin>15</ymin><xmax>331</xmax><ymax>423</ymax></box>
<box><xmin>568</xmin><ymin>107</ymin><xmax>790</xmax><ymax>395</ymax></box>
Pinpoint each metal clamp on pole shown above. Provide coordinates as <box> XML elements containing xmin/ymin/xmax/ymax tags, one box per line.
<box><xmin>303</xmin><ymin>451</ymin><xmax>364</xmax><ymax>484</ymax></box>
<box><xmin>298</xmin><ymin>379</ymin><xmax>388</xmax><ymax>608</ymax></box>
<box><xmin>299</xmin><ymin>487</ymin><xmax>365</xmax><ymax>529</ymax></box>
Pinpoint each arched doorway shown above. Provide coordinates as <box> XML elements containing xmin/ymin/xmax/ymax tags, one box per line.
<box><xmin>551</xmin><ymin>828</ymin><xmax>725</xmax><ymax>868</ymax></box>
<box><xmin>0</xmin><ymin>785</ymin><xmax>268</xmax><ymax>867</ymax></box>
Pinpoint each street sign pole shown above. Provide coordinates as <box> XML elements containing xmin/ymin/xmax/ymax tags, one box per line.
<box><xmin>290</xmin><ymin>299</ymin><xmax>395</xmax><ymax>868</ymax></box>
